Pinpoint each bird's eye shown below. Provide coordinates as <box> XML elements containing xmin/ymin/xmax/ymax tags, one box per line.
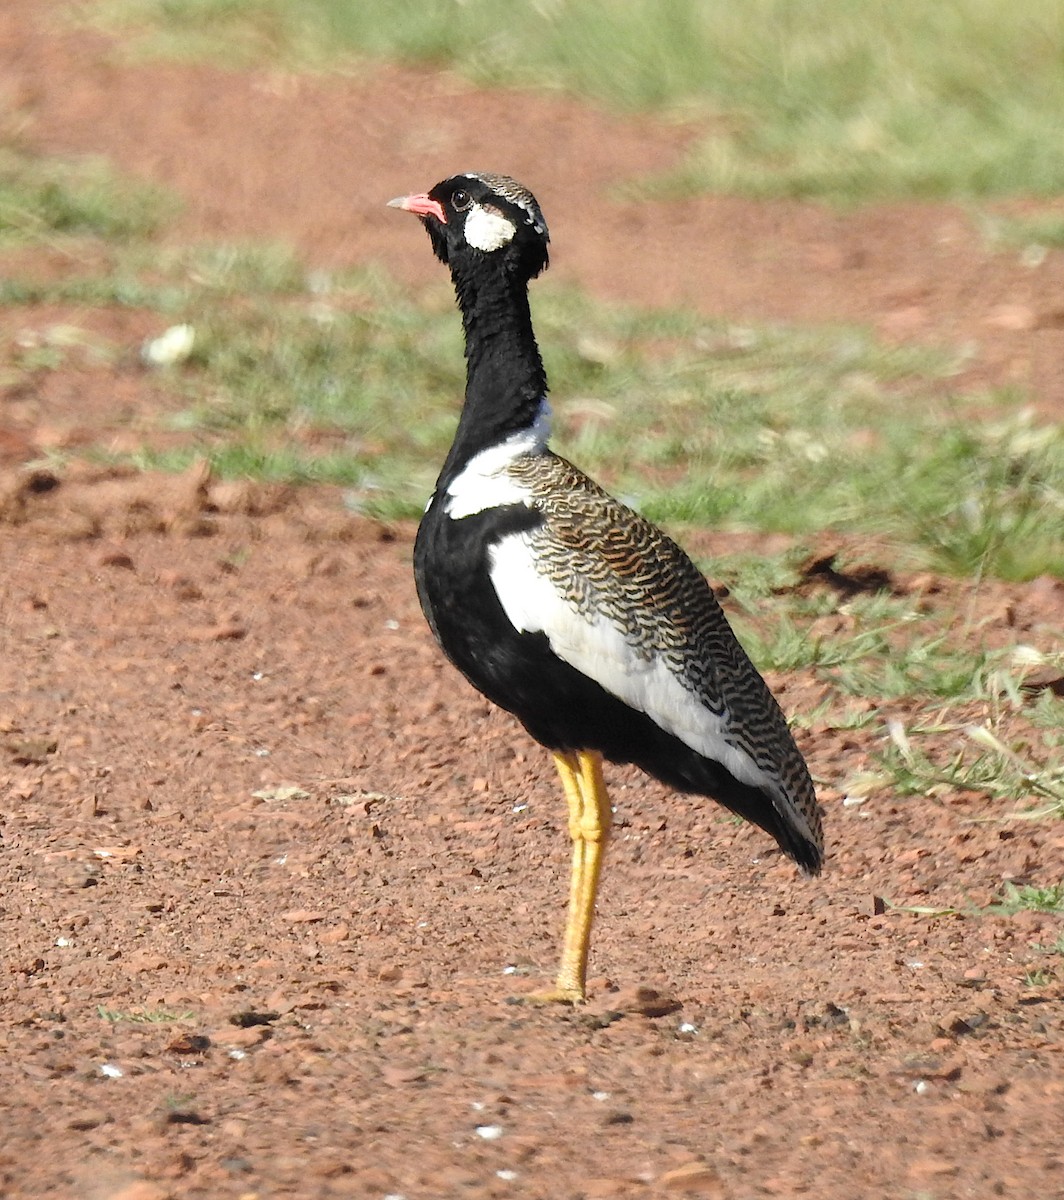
<box><xmin>452</xmin><ymin>189</ymin><xmax>472</xmax><ymax>212</ymax></box>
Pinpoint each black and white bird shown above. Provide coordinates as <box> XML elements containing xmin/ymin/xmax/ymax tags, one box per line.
<box><xmin>389</xmin><ymin>172</ymin><xmax>823</xmax><ymax>1003</ymax></box>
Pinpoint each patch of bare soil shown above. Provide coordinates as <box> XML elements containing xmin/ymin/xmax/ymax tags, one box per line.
<box><xmin>0</xmin><ymin>5</ymin><xmax>1062</xmax><ymax>1199</ymax></box>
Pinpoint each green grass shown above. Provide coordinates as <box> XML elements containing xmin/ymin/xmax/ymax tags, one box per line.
<box><xmin>82</xmin><ymin>0</ymin><xmax>1064</xmax><ymax>203</ymax></box>
<box><xmin>902</xmin><ymin>421</ymin><xmax>1064</xmax><ymax>580</ymax></box>
<box><xmin>0</xmin><ymin>146</ymin><xmax>175</xmax><ymax>243</ymax></box>
<box><xmin>1023</xmin><ymin>967</ymin><xmax>1053</xmax><ymax>987</ymax></box>
<box><xmin>3</xmin><ymin>136</ymin><xmax>1063</xmax><ymax>837</ymax></box>
<box><xmin>860</xmin><ymin>684</ymin><xmax>1064</xmax><ymax>818</ymax></box>
<box><xmin>976</xmin><ymin>210</ymin><xmax>1064</xmax><ymax>257</ymax></box>
<box><xmin>2</xmin><ymin>136</ymin><xmax>1061</xmax><ymax>578</ymax></box>
<box><xmin>7</xmin><ymin>219</ymin><xmax>1064</xmax><ymax>574</ymax></box>
<box><xmin>885</xmin><ymin>886</ymin><xmax>1064</xmax><ymax>922</ymax></box>
<box><xmin>97</xmin><ymin>1005</ymin><xmax>195</xmax><ymax>1023</ymax></box>
<box><xmin>991</xmin><ymin>882</ymin><xmax>1064</xmax><ymax>915</ymax></box>
<box><xmin>1034</xmin><ymin>932</ymin><xmax>1064</xmax><ymax>956</ymax></box>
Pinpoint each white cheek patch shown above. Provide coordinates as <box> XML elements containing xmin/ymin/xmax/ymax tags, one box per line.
<box><xmin>464</xmin><ymin>204</ymin><xmax>517</xmax><ymax>252</ymax></box>
<box><xmin>488</xmin><ymin>532</ymin><xmax>777</xmax><ymax>796</ymax></box>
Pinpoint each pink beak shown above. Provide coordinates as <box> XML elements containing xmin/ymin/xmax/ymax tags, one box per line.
<box><xmin>387</xmin><ymin>192</ymin><xmax>447</xmax><ymax>223</ymax></box>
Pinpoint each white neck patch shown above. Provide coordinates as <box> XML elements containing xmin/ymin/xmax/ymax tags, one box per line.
<box><xmin>464</xmin><ymin>203</ymin><xmax>517</xmax><ymax>252</ymax></box>
<box><xmin>444</xmin><ymin>398</ymin><xmax>551</xmax><ymax>519</ymax></box>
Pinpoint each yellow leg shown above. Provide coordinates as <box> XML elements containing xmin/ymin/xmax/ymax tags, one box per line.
<box><xmin>527</xmin><ymin>750</ymin><xmax>613</xmax><ymax>1004</ymax></box>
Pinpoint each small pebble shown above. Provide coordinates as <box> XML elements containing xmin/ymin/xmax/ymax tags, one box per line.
<box><xmin>142</xmin><ymin>323</ymin><xmax>195</xmax><ymax>366</ymax></box>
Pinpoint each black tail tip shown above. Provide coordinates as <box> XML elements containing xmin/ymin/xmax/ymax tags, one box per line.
<box><xmin>789</xmin><ymin>837</ymin><xmax>824</xmax><ymax>877</ymax></box>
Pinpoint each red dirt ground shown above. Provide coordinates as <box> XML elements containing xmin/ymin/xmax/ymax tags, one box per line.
<box><xmin>1</xmin><ymin>6</ymin><xmax>1062</xmax><ymax>1199</ymax></box>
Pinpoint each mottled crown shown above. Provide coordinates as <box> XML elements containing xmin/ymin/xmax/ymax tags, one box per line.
<box><xmin>462</xmin><ymin>172</ymin><xmax>549</xmax><ymax>240</ymax></box>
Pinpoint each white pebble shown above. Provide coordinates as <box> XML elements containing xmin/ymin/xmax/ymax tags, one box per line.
<box><xmin>591</xmin><ymin>1091</ymin><xmax>610</xmax><ymax>1102</ymax></box>
<box><xmin>678</xmin><ymin>1022</ymin><xmax>699</xmax><ymax>1035</ymax></box>
<box><xmin>475</xmin><ymin>1125</ymin><xmax>504</xmax><ymax>1140</ymax></box>
<box><xmin>142</xmin><ymin>323</ymin><xmax>195</xmax><ymax>367</ymax></box>
<box><xmin>496</xmin><ymin>1169</ymin><xmax>518</xmax><ymax>1181</ymax></box>
<box><xmin>99</xmin><ymin>1063</ymin><xmax>123</xmax><ymax>1079</ymax></box>
<box><xmin>914</xmin><ymin>1080</ymin><xmax>930</xmax><ymax>1095</ymax></box>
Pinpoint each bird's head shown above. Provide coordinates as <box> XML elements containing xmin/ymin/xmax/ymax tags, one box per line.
<box><xmin>388</xmin><ymin>172</ymin><xmax>549</xmax><ymax>281</ymax></box>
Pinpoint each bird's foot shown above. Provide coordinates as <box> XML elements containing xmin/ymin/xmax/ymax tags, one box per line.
<box><xmin>516</xmin><ymin>985</ymin><xmax>585</xmax><ymax>1007</ymax></box>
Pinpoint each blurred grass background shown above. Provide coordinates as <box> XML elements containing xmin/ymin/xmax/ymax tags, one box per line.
<box><xmin>0</xmin><ymin>0</ymin><xmax>1059</xmax><ymax>581</ymax></box>
<box><xmin>0</xmin><ymin>0</ymin><xmax>1059</xmax><ymax>808</ymax></box>
<box><xmin>83</xmin><ymin>0</ymin><xmax>1064</xmax><ymax>201</ymax></box>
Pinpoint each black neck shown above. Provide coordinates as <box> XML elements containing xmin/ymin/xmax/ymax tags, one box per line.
<box><xmin>438</xmin><ymin>259</ymin><xmax>548</xmax><ymax>480</ymax></box>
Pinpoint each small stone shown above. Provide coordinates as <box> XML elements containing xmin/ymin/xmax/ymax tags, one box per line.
<box><xmin>319</xmin><ymin>923</ymin><xmax>350</xmax><ymax>945</ymax></box>
<box><xmin>66</xmin><ymin>1108</ymin><xmax>110</xmax><ymax>1131</ymax></box>
<box><xmin>166</xmin><ymin>1032</ymin><xmax>211</xmax><ymax>1056</ymax></box>
<box><xmin>1018</xmin><ymin>666</ymin><xmax>1064</xmax><ymax>697</ymax></box>
<box><xmin>228</xmin><ymin>1010</ymin><xmax>279</xmax><ymax>1029</ymax></box>
<box><xmin>211</xmin><ymin>1025</ymin><xmax>268</xmax><ymax>1049</ymax></box>
<box><xmin>610</xmin><ymin>985</ymin><xmax>682</xmax><ymax>1019</ymax></box>
<box><xmin>658</xmin><ymin>1162</ymin><xmax>727</xmax><ymax>1195</ymax></box>
<box><xmin>909</xmin><ymin>1158</ymin><xmax>960</xmax><ymax>1179</ymax></box>
<box><xmin>142</xmin><ymin>323</ymin><xmax>195</xmax><ymax>366</ymax></box>
<box><xmin>984</xmin><ymin>303</ymin><xmax>1035</xmax><ymax>331</ymax></box>
<box><xmin>601</xmin><ymin>1109</ymin><xmax>634</xmax><ymax>1126</ymax></box>
<box><xmin>380</xmin><ymin>1065</ymin><xmax>428</xmax><ymax>1087</ymax></box>
<box><xmin>166</xmin><ymin>1108</ymin><xmax>210</xmax><ymax>1126</ymax></box>
<box><xmin>121</xmin><ymin>951</ymin><xmax>168</xmax><ymax>974</ymax></box>
<box><xmin>191</xmin><ymin>621</ymin><xmax>247</xmax><ymax>642</ymax></box>
<box><xmin>108</xmin><ymin>1183</ymin><xmax>171</xmax><ymax>1200</ymax></box>
<box><xmin>158</xmin><ymin>570</ymin><xmax>203</xmax><ymax>600</ymax></box>
<box><xmin>940</xmin><ymin>1011</ymin><xmax>987</xmax><ymax>1037</ymax></box>
<box><xmin>5</xmin><ymin>736</ymin><xmax>57</xmax><ymax>765</ymax></box>
<box><xmin>583</xmin><ymin>1180</ymin><xmax>636</xmax><ymax>1198</ymax></box>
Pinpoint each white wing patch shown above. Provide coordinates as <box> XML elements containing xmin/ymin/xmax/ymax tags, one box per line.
<box><xmin>444</xmin><ymin>399</ymin><xmax>551</xmax><ymax>519</ymax></box>
<box><xmin>464</xmin><ymin>204</ymin><xmax>517</xmax><ymax>252</ymax></box>
<box><xmin>488</xmin><ymin>531</ymin><xmax>776</xmax><ymax>794</ymax></box>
